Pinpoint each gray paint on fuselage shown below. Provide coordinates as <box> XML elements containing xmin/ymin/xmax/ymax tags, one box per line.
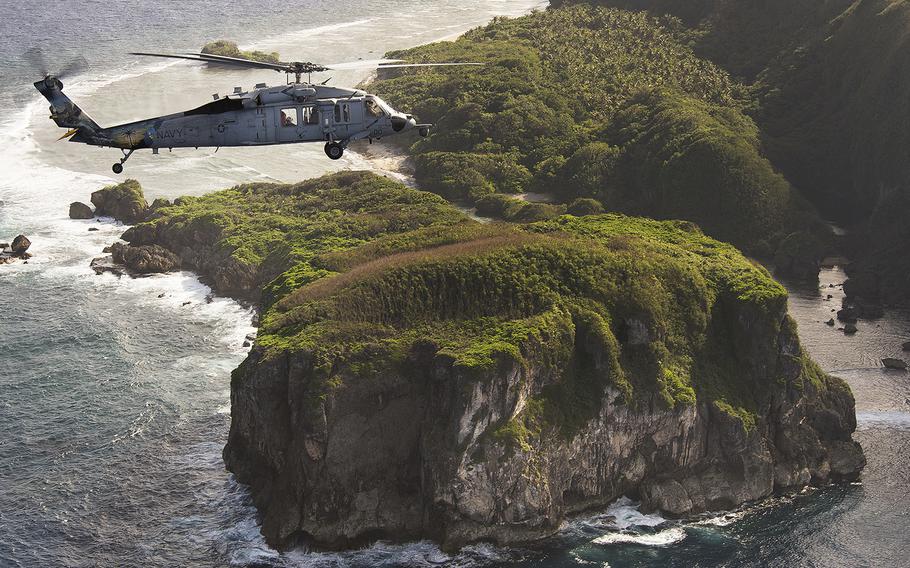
<box><xmin>84</xmin><ymin>83</ymin><xmax>399</xmax><ymax>150</ymax></box>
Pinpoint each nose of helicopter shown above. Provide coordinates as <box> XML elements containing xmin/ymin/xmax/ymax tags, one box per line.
<box><xmin>390</xmin><ymin>113</ymin><xmax>417</xmax><ymax>132</ymax></box>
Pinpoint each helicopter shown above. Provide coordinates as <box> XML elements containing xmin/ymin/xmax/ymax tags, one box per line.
<box><xmin>33</xmin><ymin>51</ymin><xmax>481</xmax><ymax>173</ymax></box>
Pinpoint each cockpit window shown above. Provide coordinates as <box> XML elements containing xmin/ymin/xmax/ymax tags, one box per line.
<box><xmin>365</xmin><ymin>97</ymin><xmax>383</xmax><ymax>117</ymax></box>
<box><xmin>366</xmin><ymin>96</ymin><xmax>393</xmax><ymax>117</ymax></box>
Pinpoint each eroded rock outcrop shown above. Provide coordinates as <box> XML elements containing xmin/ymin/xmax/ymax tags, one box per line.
<box><xmin>69</xmin><ymin>201</ymin><xmax>94</xmax><ymax>219</ymax></box>
<box><xmin>91</xmin><ymin>179</ymin><xmax>149</xmax><ymax>223</ymax></box>
<box><xmin>92</xmin><ymin>173</ymin><xmax>864</xmax><ymax>551</ymax></box>
<box><xmin>222</xmin><ymin>213</ymin><xmax>865</xmax><ymax>551</ymax></box>
<box><xmin>11</xmin><ymin>235</ymin><xmax>30</xmax><ymax>255</ymax></box>
<box><xmin>109</xmin><ymin>242</ymin><xmax>180</xmax><ymax>274</ymax></box>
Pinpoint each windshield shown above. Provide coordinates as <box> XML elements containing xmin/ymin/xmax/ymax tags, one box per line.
<box><xmin>366</xmin><ymin>96</ymin><xmax>394</xmax><ymax>117</ymax></box>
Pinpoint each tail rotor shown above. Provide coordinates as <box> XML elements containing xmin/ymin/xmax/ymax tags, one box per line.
<box><xmin>23</xmin><ymin>47</ymin><xmax>88</xmax><ymax>88</ymax></box>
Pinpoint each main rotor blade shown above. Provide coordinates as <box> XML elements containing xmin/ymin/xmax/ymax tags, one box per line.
<box><xmin>183</xmin><ymin>52</ymin><xmax>291</xmax><ymax>72</ymax></box>
<box><xmin>130</xmin><ymin>52</ymin><xmax>285</xmax><ymax>72</ymax></box>
<box><xmin>321</xmin><ymin>58</ymin><xmax>405</xmax><ymax>70</ymax></box>
<box><xmin>326</xmin><ymin>61</ymin><xmax>485</xmax><ymax>70</ymax></box>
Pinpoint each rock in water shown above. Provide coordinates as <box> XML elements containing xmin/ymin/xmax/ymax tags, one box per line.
<box><xmin>902</xmin><ymin>341</ymin><xmax>910</xmax><ymax>351</ymax></box>
<box><xmin>844</xmin><ymin>323</ymin><xmax>858</xmax><ymax>334</ymax></box>
<box><xmin>90</xmin><ymin>256</ymin><xmax>124</xmax><ymax>276</ymax></box>
<box><xmin>90</xmin><ymin>179</ymin><xmax>150</xmax><ymax>223</ymax></box>
<box><xmin>837</xmin><ymin>307</ymin><xmax>858</xmax><ymax>323</ymax></box>
<box><xmin>882</xmin><ymin>358</ymin><xmax>908</xmax><ymax>370</ymax></box>
<box><xmin>109</xmin><ymin>242</ymin><xmax>180</xmax><ymax>273</ymax></box>
<box><xmin>69</xmin><ymin>201</ymin><xmax>94</xmax><ymax>219</ymax></box>
<box><xmin>11</xmin><ymin>235</ymin><xmax>30</xmax><ymax>255</ymax></box>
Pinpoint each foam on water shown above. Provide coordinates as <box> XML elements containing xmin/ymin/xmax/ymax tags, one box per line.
<box><xmin>592</xmin><ymin>527</ymin><xmax>687</xmax><ymax>547</ymax></box>
<box><xmin>856</xmin><ymin>410</ymin><xmax>910</xmax><ymax>430</ymax></box>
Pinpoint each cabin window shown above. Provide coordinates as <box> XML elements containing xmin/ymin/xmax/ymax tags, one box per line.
<box><xmin>280</xmin><ymin>108</ymin><xmax>298</xmax><ymax>127</ymax></box>
<box><xmin>334</xmin><ymin>104</ymin><xmax>351</xmax><ymax>123</ymax></box>
<box><xmin>303</xmin><ymin>107</ymin><xmax>319</xmax><ymax>125</ymax></box>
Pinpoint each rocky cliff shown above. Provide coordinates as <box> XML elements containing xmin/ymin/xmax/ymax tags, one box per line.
<box><xmin>101</xmin><ymin>173</ymin><xmax>863</xmax><ymax>550</ymax></box>
<box><xmin>218</xmin><ymin>208</ymin><xmax>864</xmax><ymax>550</ymax></box>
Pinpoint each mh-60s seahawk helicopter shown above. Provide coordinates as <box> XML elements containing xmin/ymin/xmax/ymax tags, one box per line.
<box><xmin>34</xmin><ymin>50</ymin><xmax>481</xmax><ymax>173</ymax></box>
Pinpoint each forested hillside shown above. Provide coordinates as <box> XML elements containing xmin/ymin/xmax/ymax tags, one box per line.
<box><xmin>371</xmin><ymin>5</ymin><xmax>825</xmax><ymax>260</ymax></box>
<box><xmin>558</xmin><ymin>0</ymin><xmax>910</xmax><ymax>305</ymax></box>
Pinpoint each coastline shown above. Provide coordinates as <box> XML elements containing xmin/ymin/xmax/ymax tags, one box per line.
<box><xmin>12</xmin><ymin>0</ymin><xmax>910</xmax><ymax>566</ymax></box>
<box><xmin>70</xmin><ymin>2</ymin><xmax>871</xmax><ymax>555</ymax></box>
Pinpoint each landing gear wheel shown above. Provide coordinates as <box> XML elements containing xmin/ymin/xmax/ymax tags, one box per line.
<box><xmin>324</xmin><ymin>142</ymin><xmax>344</xmax><ymax>160</ymax></box>
<box><xmin>112</xmin><ymin>163</ymin><xmax>123</xmax><ymax>174</ymax></box>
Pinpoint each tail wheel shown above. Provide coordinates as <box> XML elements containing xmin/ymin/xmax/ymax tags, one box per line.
<box><xmin>324</xmin><ymin>142</ymin><xmax>343</xmax><ymax>160</ymax></box>
<box><xmin>112</xmin><ymin>163</ymin><xmax>123</xmax><ymax>174</ymax></box>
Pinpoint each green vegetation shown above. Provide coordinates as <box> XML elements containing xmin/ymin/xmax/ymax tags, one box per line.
<box><xmin>201</xmin><ymin>40</ymin><xmax>281</xmax><ymax>64</ymax></box>
<box><xmin>236</xmin><ymin>194</ymin><xmax>807</xmax><ymax>437</ymax></box>
<box><xmin>370</xmin><ymin>5</ymin><xmax>820</xmax><ymax>256</ymax></box>
<box><xmin>474</xmin><ymin>194</ymin><xmax>565</xmax><ymax>222</ymax></box>
<box><xmin>233</xmin><ymin>178</ymin><xmax>813</xmax><ymax>440</ymax></box>
<box><xmin>91</xmin><ymin>178</ymin><xmax>150</xmax><ymax>222</ymax></box>
<box><xmin>142</xmin><ymin>170</ymin><xmax>840</xmax><ymax>448</ymax></box>
<box><xmin>565</xmin><ymin>0</ymin><xmax>910</xmax><ymax>303</ymax></box>
<box><xmin>126</xmin><ymin>171</ymin><xmax>465</xmax><ymax>305</ymax></box>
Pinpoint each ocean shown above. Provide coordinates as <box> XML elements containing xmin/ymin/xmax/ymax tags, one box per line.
<box><xmin>0</xmin><ymin>1</ymin><xmax>908</xmax><ymax>566</ymax></box>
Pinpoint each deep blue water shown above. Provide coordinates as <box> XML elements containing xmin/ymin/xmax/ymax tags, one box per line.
<box><xmin>1</xmin><ymin>2</ymin><xmax>909</xmax><ymax>567</ymax></box>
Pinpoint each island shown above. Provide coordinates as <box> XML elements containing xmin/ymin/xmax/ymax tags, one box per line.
<box><xmin>201</xmin><ymin>40</ymin><xmax>280</xmax><ymax>64</ymax></box>
<box><xmin>77</xmin><ymin>0</ymin><xmax>910</xmax><ymax>554</ymax></box>
<box><xmin>97</xmin><ymin>172</ymin><xmax>864</xmax><ymax>550</ymax></box>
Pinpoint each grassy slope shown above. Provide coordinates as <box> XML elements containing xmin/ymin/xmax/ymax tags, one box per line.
<box><xmin>136</xmin><ymin>170</ymin><xmax>833</xmax><ymax>433</ymax></box>
<box><xmin>370</xmin><ymin>5</ymin><xmax>822</xmax><ymax>257</ymax></box>
<box><xmin>127</xmin><ymin>171</ymin><xmax>466</xmax><ymax>304</ymax></box>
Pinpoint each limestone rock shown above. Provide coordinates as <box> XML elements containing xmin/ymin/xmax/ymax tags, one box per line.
<box><xmin>110</xmin><ymin>242</ymin><xmax>180</xmax><ymax>273</ymax></box>
<box><xmin>837</xmin><ymin>307</ymin><xmax>858</xmax><ymax>323</ymax></box>
<box><xmin>11</xmin><ymin>235</ymin><xmax>30</xmax><ymax>255</ymax></box>
<box><xmin>69</xmin><ymin>202</ymin><xmax>94</xmax><ymax>219</ymax></box>
<box><xmin>90</xmin><ymin>256</ymin><xmax>124</xmax><ymax>276</ymax></box>
<box><xmin>91</xmin><ymin>179</ymin><xmax>149</xmax><ymax>223</ymax></box>
<box><xmin>223</xmin><ymin>308</ymin><xmax>865</xmax><ymax>551</ymax></box>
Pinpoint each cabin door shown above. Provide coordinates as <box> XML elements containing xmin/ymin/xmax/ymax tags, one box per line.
<box><xmin>275</xmin><ymin>107</ymin><xmax>302</xmax><ymax>143</ymax></box>
<box><xmin>331</xmin><ymin>101</ymin><xmax>363</xmax><ymax>139</ymax></box>
<box><xmin>275</xmin><ymin>106</ymin><xmax>321</xmax><ymax>143</ymax></box>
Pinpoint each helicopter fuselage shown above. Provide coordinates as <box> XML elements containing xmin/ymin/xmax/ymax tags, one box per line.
<box><xmin>95</xmin><ymin>84</ymin><xmax>418</xmax><ymax>149</ymax></box>
<box><xmin>35</xmin><ymin>77</ymin><xmax>427</xmax><ymax>170</ymax></box>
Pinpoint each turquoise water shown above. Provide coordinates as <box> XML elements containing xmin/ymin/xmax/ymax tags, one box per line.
<box><xmin>1</xmin><ymin>2</ymin><xmax>908</xmax><ymax>566</ymax></box>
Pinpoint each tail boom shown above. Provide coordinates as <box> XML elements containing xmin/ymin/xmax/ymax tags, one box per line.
<box><xmin>34</xmin><ymin>76</ymin><xmax>102</xmax><ymax>142</ymax></box>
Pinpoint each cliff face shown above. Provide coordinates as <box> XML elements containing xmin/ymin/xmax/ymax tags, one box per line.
<box><xmin>225</xmin><ymin>318</ymin><xmax>861</xmax><ymax>550</ymax></box>
<box><xmin>222</xmin><ymin>213</ymin><xmax>864</xmax><ymax>551</ymax></box>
